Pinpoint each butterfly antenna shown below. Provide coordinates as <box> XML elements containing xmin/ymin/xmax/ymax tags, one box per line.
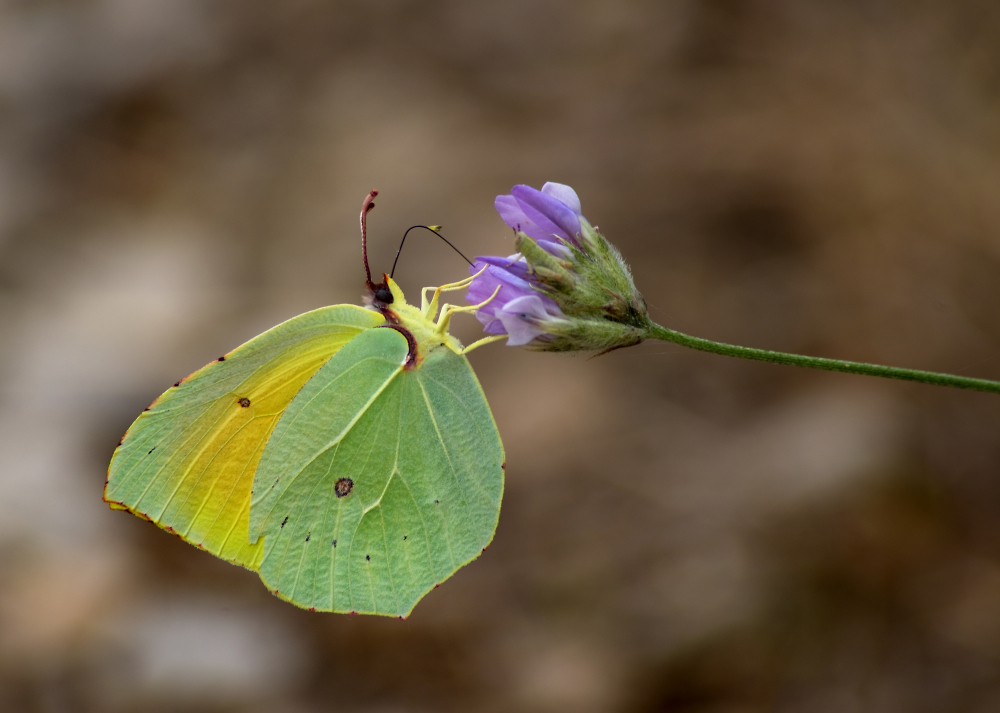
<box><xmin>390</xmin><ymin>225</ymin><xmax>475</xmax><ymax>279</ymax></box>
<box><xmin>361</xmin><ymin>189</ymin><xmax>378</xmax><ymax>290</ymax></box>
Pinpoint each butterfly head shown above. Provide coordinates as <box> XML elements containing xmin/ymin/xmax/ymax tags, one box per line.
<box><xmin>357</xmin><ymin>190</ymin><xmax>499</xmax><ymax>363</ymax></box>
<box><xmin>368</xmin><ymin>275</ymin><xmax>411</xmax><ymax>322</ymax></box>
<box><xmin>369</xmin><ymin>275</ymin><xmax>394</xmax><ymax>306</ymax></box>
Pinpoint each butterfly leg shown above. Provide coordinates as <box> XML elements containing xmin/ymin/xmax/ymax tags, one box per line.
<box><xmin>461</xmin><ymin>335</ymin><xmax>505</xmax><ymax>354</ymax></box>
<box><xmin>421</xmin><ymin>265</ymin><xmax>489</xmax><ymax>317</ymax></box>
<box><xmin>435</xmin><ymin>285</ymin><xmax>501</xmax><ymax>335</ymax></box>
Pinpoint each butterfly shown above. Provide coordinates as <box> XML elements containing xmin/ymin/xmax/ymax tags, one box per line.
<box><xmin>105</xmin><ymin>190</ymin><xmax>505</xmax><ymax>618</ymax></box>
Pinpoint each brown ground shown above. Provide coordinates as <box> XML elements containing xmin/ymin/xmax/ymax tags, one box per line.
<box><xmin>2</xmin><ymin>1</ymin><xmax>1000</xmax><ymax>711</ymax></box>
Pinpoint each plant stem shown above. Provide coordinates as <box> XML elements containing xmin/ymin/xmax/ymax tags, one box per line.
<box><xmin>647</xmin><ymin>322</ymin><xmax>1000</xmax><ymax>395</ymax></box>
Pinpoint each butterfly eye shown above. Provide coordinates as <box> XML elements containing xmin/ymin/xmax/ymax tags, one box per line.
<box><xmin>374</xmin><ymin>286</ymin><xmax>393</xmax><ymax>303</ymax></box>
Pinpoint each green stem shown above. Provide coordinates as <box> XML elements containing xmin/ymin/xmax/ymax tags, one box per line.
<box><xmin>648</xmin><ymin>322</ymin><xmax>1000</xmax><ymax>395</ymax></box>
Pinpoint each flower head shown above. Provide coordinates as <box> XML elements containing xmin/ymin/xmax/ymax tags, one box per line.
<box><xmin>466</xmin><ymin>182</ymin><xmax>650</xmax><ymax>352</ymax></box>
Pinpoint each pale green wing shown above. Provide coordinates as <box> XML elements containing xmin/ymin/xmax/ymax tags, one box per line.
<box><xmin>105</xmin><ymin>305</ymin><xmax>385</xmax><ymax>569</ymax></box>
<box><xmin>249</xmin><ymin>327</ymin><xmax>505</xmax><ymax>617</ymax></box>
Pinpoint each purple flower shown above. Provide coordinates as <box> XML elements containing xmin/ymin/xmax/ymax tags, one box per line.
<box><xmin>466</xmin><ymin>182</ymin><xmax>650</xmax><ymax>351</ymax></box>
<box><xmin>494</xmin><ymin>183</ymin><xmax>585</xmax><ymax>256</ymax></box>
<box><xmin>465</xmin><ymin>182</ymin><xmax>588</xmax><ymax>346</ymax></box>
<box><xmin>466</xmin><ymin>254</ymin><xmax>564</xmax><ymax>346</ymax></box>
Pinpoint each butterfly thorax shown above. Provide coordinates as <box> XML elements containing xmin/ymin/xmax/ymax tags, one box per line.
<box><xmin>368</xmin><ymin>275</ymin><xmax>465</xmax><ymax>368</ymax></box>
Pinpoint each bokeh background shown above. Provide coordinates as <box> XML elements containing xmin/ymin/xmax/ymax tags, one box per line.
<box><xmin>2</xmin><ymin>1</ymin><xmax>1000</xmax><ymax>711</ymax></box>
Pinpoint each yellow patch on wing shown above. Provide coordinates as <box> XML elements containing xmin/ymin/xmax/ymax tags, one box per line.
<box><xmin>105</xmin><ymin>305</ymin><xmax>384</xmax><ymax>571</ymax></box>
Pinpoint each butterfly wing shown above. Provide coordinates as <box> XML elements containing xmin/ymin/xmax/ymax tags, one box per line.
<box><xmin>105</xmin><ymin>305</ymin><xmax>385</xmax><ymax>569</ymax></box>
<box><xmin>249</xmin><ymin>327</ymin><xmax>504</xmax><ymax>616</ymax></box>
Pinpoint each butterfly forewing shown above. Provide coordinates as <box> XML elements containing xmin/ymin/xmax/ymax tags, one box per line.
<box><xmin>104</xmin><ymin>305</ymin><xmax>385</xmax><ymax>568</ymax></box>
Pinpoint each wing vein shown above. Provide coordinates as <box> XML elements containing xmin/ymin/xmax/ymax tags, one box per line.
<box><xmin>252</xmin><ymin>364</ymin><xmax>403</xmax><ymax>531</ymax></box>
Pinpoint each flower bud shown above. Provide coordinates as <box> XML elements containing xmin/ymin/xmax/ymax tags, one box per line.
<box><xmin>466</xmin><ymin>182</ymin><xmax>650</xmax><ymax>352</ymax></box>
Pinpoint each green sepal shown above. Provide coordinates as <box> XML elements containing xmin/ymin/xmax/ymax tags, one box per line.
<box><xmin>514</xmin><ymin>225</ymin><xmax>652</xmax><ymax>352</ymax></box>
<box><xmin>538</xmin><ymin>316</ymin><xmax>648</xmax><ymax>354</ymax></box>
<box><xmin>514</xmin><ymin>233</ymin><xmax>576</xmax><ymax>289</ymax></box>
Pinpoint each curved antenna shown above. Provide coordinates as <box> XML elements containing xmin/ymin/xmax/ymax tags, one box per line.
<box><xmin>390</xmin><ymin>225</ymin><xmax>475</xmax><ymax>279</ymax></box>
<box><xmin>360</xmin><ymin>189</ymin><xmax>378</xmax><ymax>289</ymax></box>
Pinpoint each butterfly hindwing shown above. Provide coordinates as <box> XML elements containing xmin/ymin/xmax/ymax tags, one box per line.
<box><xmin>104</xmin><ymin>305</ymin><xmax>385</xmax><ymax>569</ymax></box>
<box><xmin>250</xmin><ymin>327</ymin><xmax>505</xmax><ymax>616</ymax></box>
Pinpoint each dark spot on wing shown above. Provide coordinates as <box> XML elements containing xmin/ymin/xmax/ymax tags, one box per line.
<box><xmin>501</xmin><ymin>461</ymin><xmax>506</xmax><ymax>471</ymax></box>
<box><xmin>335</xmin><ymin>478</ymin><xmax>353</xmax><ymax>498</ymax></box>
<box><xmin>366</xmin><ymin>555</ymin><xmax>370</xmax><ymax>561</ymax></box>
<box><xmin>308</xmin><ymin>607</ymin><xmax>315</xmax><ymax>612</ymax></box>
<box><xmin>147</xmin><ymin>447</ymin><xmax>155</xmax><ymax>455</ymax></box>
<box><xmin>403</xmin><ymin>535</ymin><xmax>407</xmax><ymax>541</ymax></box>
<box><xmin>305</xmin><ymin>532</ymin><xmax>311</xmax><ymax>542</ymax></box>
<box><xmin>217</xmin><ymin>356</ymin><xmax>226</xmax><ymax>362</ymax></box>
<box><xmin>173</xmin><ymin>381</ymin><xmax>181</xmax><ymax>388</ymax></box>
<box><xmin>332</xmin><ymin>540</ymin><xmax>337</xmax><ymax>547</ymax></box>
<box><xmin>280</xmin><ymin>516</ymin><xmax>288</xmax><ymax>528</ymax></box>
<box><xmin>238</xmin><ymin>397</ymin><xmax>251</xmax><ymax>408</ymax></box>
<box><xmin>434</xmin><ymin>500</ymin><xmax>439</xmax><ymax>504</ymax></box>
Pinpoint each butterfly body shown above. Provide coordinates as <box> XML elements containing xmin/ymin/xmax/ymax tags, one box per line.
<box><xmin>105</xmin><ymin>275</ymin><xmax>504</xmax><ymax>617</ymax></box>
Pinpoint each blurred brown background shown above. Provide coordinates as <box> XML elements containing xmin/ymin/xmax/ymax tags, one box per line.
<box><xmin>2</xmin><ymin>1</ymin><xmax>1000</xmax><ymax>711</ymax></box>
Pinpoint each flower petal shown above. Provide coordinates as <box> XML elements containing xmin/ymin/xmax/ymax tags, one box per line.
<box><xmin>476</xmin><ymin>312</ymin><xmax>508</xmax><ymax>334</ymax></box>
<box><xmin>503</xmin><ymin>294</ymin><xmax>553</xmax><ymax>319</ymax></box>
<box><xmin>494</xmin><ymin>195</ymin><xmax>529</xmax><ymax>232</ymax></box>
<box><xmin>512</xmin><ymin>185</ymin><xmax>582</xmax><ymax>244</ymax></box>
<box><xmin>498</xmin><ymin>295</ymin><xmax>552</xmax><ymax>346</ymax></box>
<box><xmin>495</xmin><ymin>192</ymin><xmax>565</xmax><ymax>244</ymax></box>
<box><xmin>542</xmin><ymin>182</ymin><xmax>582</xmax><ymax>215</ymax></box>
<box><xmin>477</xmin><ymin>254</ymin><xmax>531</xmax><ymax>281</ymax></box>
<box><xmin>536</xmin><ymin>239</ymin><xmax>572</xmax><ymax>258</ymax></box>
<box><xmin>498</xmin><ymin>317</ymin><xmax>544</xmax><ymax>346</ymax></box>
<box><xmin>466</xmin><ymin>260</ymin><xmax>536</xmax><ymax>319</ymax></box>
